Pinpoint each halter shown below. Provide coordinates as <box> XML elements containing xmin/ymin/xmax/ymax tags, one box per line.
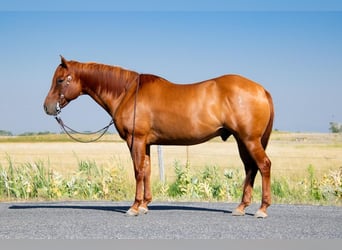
<box><xmin>56</xmin><ymin>75</ymin><xmax>72</xmax><ymax>115</ymax></box>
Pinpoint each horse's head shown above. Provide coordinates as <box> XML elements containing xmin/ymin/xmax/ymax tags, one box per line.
<box><xmin>44</xmin><ymin>56</ymin><xmax>83</xmax><ymax>116</ymax></box>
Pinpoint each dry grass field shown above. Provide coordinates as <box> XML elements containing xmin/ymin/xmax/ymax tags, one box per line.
<box><xmin>1</xmin><ymin>132</ymin><xmax>341</xmax><ymax>183</ymax></box>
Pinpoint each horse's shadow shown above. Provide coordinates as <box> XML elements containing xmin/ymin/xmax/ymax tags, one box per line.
<box><xmin>9</xmin><ymin>203</ymin><xmax>255</xmax><ymax>216</ymax></box>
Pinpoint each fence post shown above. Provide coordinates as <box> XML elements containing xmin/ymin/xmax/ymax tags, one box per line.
<box><xmin>157</xmin><ymin>145</ymin><xmax>165</xmax><ymax>183</ymax></box>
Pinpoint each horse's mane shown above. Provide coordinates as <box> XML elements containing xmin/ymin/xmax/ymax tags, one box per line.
<box><xmin>69</xmin><ymin>60</ymin><xmax>139</xmax><ymax>96</ymax></box>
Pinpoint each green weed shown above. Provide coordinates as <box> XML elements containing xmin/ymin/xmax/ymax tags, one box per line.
<box><xmin>0</xmin><ymin>156</ymin><xmax>340</xmax><ymax>205</ymax></box>
<box><xmin>0</xmin><ymin>158</ymin><xmax>134</xmax><ymax>201</ymax></box>
<box><xmin>167</xmin><ymin>161</ymin><xmax>242</xmax><ymax>201</ymax></box>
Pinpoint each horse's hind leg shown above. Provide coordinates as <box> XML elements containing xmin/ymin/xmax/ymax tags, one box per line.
<box><xmin>235</xmin><ymin>138</ymin><xmax>271</xmax><ymax>218</ymax></box>
<box><xmin>232</xmin><ymin>138</ymin><xmax>258</xmax><ymax>216</ymax></box>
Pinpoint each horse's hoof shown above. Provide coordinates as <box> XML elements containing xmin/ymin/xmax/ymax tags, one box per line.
<box><xmin>232</xmin><ymin>208</ymin><xmax>245</xmax><ymax>216</ymax></box>
<box><xmin>126</xmin><ymin>208</ymin><xmax>139</xmax><ymax>216</ymax></box>
<box><xmin>138</xmin><ymin>206</ymin><xmax>148</xmax><ymax>215</ymax></box>
<box><xmin>254</xmin><ymin>210</ymin><xmax>268</xmax><ymax>218</ymax></box>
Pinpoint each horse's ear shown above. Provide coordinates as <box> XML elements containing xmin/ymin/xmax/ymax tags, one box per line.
<box><xmin>60</xmin><ymin>55</ymin><xmax>68</xmax><ymax>68</ymax></box>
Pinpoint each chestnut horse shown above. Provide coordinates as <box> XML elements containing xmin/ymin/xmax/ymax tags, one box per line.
<box><xmin>44</xmin><ymin>56</ymin><xmax>274</xmax><ymax>218</ymax></box>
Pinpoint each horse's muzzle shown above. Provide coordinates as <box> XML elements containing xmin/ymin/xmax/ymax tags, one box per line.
<box><xmin>44</xmin><ymin>102</ymin><xmax>60</xmax><ymax>116</ymax></box>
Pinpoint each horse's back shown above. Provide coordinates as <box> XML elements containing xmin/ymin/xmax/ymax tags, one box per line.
<box><xmin>140</xmin><ymin>73</ymin><xmax>267</xmax><ymax>94</ymax></box>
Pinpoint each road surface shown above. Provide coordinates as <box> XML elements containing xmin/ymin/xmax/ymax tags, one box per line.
<box><xmin>0</xmin><ymin>201</ymin><xmax>341</xmax><ymax>239</ymax></box>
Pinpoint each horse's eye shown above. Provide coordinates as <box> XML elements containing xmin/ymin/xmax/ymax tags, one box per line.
<box><xmin>57</xmin><ymin>78</ymin><xmax>64</xmax><ymax>84</ymax></box>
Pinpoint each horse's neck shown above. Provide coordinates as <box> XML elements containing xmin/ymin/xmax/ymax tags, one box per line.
<box><xmin>75</xmin><ymin>62</ymin><xmax>139</xmax><ymax>114</ymax></box>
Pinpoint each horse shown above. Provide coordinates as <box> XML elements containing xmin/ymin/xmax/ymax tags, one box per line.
<box><xmin>44</xmin><ymin>56</ymin><xmax>274</xmax><ymax>218</ymax></box>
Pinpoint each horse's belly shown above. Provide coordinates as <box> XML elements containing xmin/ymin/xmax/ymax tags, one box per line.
<box><xmin>149</xmin><ymin>122</ymin><xmax>221</xmax><ymax>146</ymax></box>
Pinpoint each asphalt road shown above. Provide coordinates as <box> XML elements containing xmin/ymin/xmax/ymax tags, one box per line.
<box><xmin>0</xmin><ymin>201</ymin><xmax>341</xmax><ymax>239</ymax></box>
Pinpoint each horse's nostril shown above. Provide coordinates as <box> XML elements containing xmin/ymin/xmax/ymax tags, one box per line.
<box><xmin>44</xmin><ymin>104</ymin><xmax>54</xmax><ymax>115</ymax></box>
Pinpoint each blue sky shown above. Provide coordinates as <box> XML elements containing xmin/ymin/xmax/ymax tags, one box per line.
<box><xmin>1</xmin><ymin>2</ymin><xmax>342</xmax><ymax>134</ymax></box>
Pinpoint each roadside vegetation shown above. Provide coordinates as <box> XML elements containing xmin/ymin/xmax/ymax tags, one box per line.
<box><xmin>0</xmin><ymin>156</ymin><xmax>340</xmax><ymax>205</ymax></box>
<box><xmin>0</xmin><ymin>132</ymin><xmax>341</xmax><ymax>205</ymax></box>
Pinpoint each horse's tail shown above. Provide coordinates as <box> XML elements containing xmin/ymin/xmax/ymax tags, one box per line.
<box><xmin>261</xmin><ymin>90</ymin><xmax>274</xmax><ymax>150</ymax></box>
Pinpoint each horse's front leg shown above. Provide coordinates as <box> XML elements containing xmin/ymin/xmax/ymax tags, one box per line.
<box><xmin>138</xmin><ymin>145</ymin><xmax>152</xmax><ymax>214</ymax></box>
<box><xmin>126</xmin><ymin>138</ymin><xmax>152</xmax><ymax>216</ymax></box>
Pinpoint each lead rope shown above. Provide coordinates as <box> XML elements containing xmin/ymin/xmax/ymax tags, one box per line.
<box><xmin>55</xmin><ymin>116</ymin><xmax>114</xmax><ymax>143</ymax></box>
<box><xmin>129</xmin><ymin>75</ymin><xmax>140</xmax><ymax>153</ymax></box>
